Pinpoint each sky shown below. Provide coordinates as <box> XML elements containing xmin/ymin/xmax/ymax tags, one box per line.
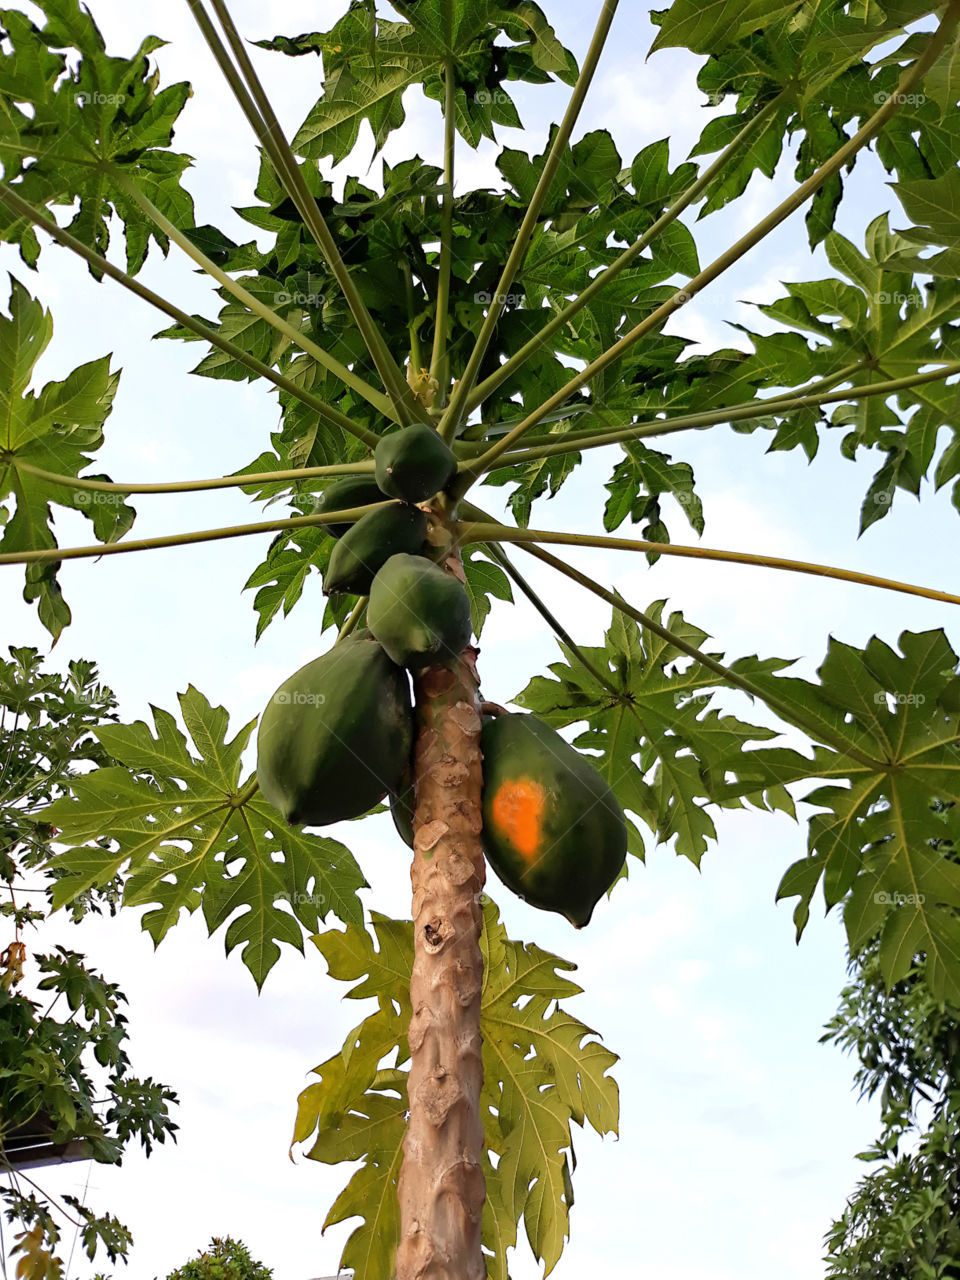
<box><xmin>2</xmin><ymin>2</ymin><xmax>958</xmax><ymax>1278</ymax></box>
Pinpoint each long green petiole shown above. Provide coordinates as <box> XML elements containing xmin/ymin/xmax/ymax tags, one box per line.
<box><xmin>113</xmin><ymin>172</ymin><xmax>397</xmax><ymax>419</ymax></box>
<box><xmin>459</xmin><ymin>4</ymin><xmax>960</xmax><ymax>483</ymax></box>
<box><xmin>455</xmin><ymin>359</ymin><xmax>865</xmax><ymax>458</ymax></box>
<box><xmin>521</xmin><ymin>542</ymin><xmax>882</xmax><ymax>770</ymax></box>
<box><xmin>467</xmin><ymin>360</ymin><xmax>960</xmax><ymax>468</ymax></box>
<box><xmin>192</xmin><ymin>0</ymin><xmax>421</xmax><ymax>425</ymax></box>
<box><xmin>456</xmin><ymin>521</ymin><xmax>960</xmax><ymax>608</ymax></box>
<box><xmin>14</xmin><ymin>459</ymin><xmax>375</xmax><ymax>497</ymax></box>
<box><xmin>438</xmin><ymin>0</ymin><xmax>621</xmax><ymax>440</ymax></box>
<box><xmin>0</xmin><ymin>503</ymin><xmax>390</xmax><ymax>567</ymax></box>
<box><xmin>402</xmin><ymin>261</ymin><xmax>425</xmax><ymax>374</ymax></box>
<box><xmin>432</xmin><ymin>48</ymin><xmax>456</xmax><ymax>401</ymax></box>
<box><xmin>0</xmin><ymin>184</ymin><xmax>379</xmax><ymax>448</ymax></box>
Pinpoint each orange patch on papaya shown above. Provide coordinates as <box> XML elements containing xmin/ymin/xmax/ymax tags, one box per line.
<box><xmin>491</xmin><ymin>777</ymin><xmax>545</xmax><ymax>860</ymax></box>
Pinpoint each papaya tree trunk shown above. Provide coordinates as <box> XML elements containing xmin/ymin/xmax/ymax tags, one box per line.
<box><xmin>396</xmin><ymin>544</ymin><xmax>486</xmax><ymax>1280</ymax></box>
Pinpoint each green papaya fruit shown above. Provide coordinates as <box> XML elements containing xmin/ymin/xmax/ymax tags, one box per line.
<box><xmin>323</xmin><ymin>502</ymin><xmax>427</xmax><ymax>596</ymax></box>
<box><xmin>367</xmin><ymin>553</ymin><xmax>472</xmax><ymax>667</ymax></box>
<box><xmin>374</xmin><ymin>422</ymin><xmax>456</xmax><ymax>503</ymax></box>
<box><xmin>314</xmin><ymin>475</ymin><xmax>387</xmax><ymax>538</ymax></box>
<box><xmin>480</xmin><ymin>712</ymin><xmax>627</xmax><ymax>927</ymax></box>
<box><xmin>257</xmin><ymin>633</ymin><xmax>412</xmax><ymax>826</ymax></box>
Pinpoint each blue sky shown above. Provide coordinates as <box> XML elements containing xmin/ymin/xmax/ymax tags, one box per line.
<box><xmin>2</xmin><ymin>2</ymin><xmax>957</xmax><ymax>1277</ymax></box>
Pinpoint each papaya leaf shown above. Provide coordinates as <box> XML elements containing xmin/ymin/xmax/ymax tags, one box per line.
<box><xmin>243</xmin><ymin>524</ymin><xmax>333</xmax><ymax>642</ymax></box>
<box><xmin>292</xmin><ymin>898</ymin><xmax>618</xmax><ymax>1280</ymax></box>
<box><xmin>484</xmin><ymin>447</ymin><xmax>581</xmax><ymax>529</ymax></box>
<box><xmin>728</xmin><ymin>629</ymin><xmax>960</xmax><ymax>1007</ymax></box>
<box><xmin>650</xmin><ymin>0</ymin><xmax>801</xmax><ymax>55</ymax></box>
<box><xmin>257</xmin><ymin>0</ymin><xmax>576</xmax><ymax>165</ymax></box>
<box><xmin>601</xmin><ymin>442</ymin><xmax>704</xmax><ymax>554</ymax></box>
<box><xmin>43</xmin><ymin>687</ymin><xmax>366</xmax><ymax>990</ymax></box>
<box><xmin>0</xmin><ymin>277</ymin><xmax>134</xmax><ymax>641</ymax></box>
<box><xmin>514</xmin><ymin>604</ymin><xmax>794</xmax><ymax>867</ymax></box>
<box><xmin>461</xmin><ymin>544</ymin><xmax>513</xmax><ymax>638</ymax></box>
<box><xmin>731</xmin><ymin>214</ymin><xmax>960</xmax><ymax>528</ymax></box>
<box><xmin>0</xmin><ymin>0</ymin><xmax>194</xmax><ymax>274</ymax></box>
<box><xmin>674</xmin><ymin>4</ymin><xmax>960</xmax><ymax>244</ymax></box>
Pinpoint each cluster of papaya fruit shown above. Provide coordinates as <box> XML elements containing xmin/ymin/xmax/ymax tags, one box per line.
<box><xmin>256</xmin><ymin>423</ymin><xmax>627</xmax><ymax>927</ymax></box>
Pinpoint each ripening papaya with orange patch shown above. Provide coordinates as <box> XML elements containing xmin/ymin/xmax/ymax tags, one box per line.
<box><xmin>490</xmin><ymin>777</ymin><xmax>546</xmax><ymax>860</ymax></box>
<box><xmin>480</xmin><ymin>713</ymin><xmax>627</xmax><ymax>927</ymax></box>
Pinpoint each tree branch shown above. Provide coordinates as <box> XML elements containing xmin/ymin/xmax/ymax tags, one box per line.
<box><xmin>0</xmin><ymin>184</ymin><xmax>379</xmax><ymax>448</ymax></box>
<box><xmin>459</xmin><ymin>4</ymin><xmax>960</xmax><ymax>482</ymax></box>
<box><xmin>402</xmin><ymin>260</ymin><xmax>425</xmax><ymax>374</ymax></box>
<box><xmin>14</xmin><ymin>460</ymin><xmax>375</xmax><ymax>498</ymax></box>
<box><xmin>337</xmin><ymin>596</ymin><xmax>367</xmax><ymax>641</ymax></box>
<box><xmin>438</xmin><ymin>0</ymin><xmax>621</xmax><ymax>439</ymax></box>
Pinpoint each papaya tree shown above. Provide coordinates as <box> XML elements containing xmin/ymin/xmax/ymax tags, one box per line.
<box><xmin>1</xmin><ymin>1</ymin><xmax>960</xmax><ymax>1276</ymax></box>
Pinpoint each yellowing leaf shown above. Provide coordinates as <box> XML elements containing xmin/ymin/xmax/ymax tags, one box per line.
<box><xmin>292</xmin><ymin>898</ymin><xmax>619</xmax><ymax>1280</ymax></box>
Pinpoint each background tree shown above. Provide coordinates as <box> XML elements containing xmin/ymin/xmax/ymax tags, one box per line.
<box><xmin>1</xmin><ymin>0</ymin><xmax>960</xmax><ymax>1277</ymax></box>
<box><xmin>0</xmin><ymin>646</ymin><xmax>177</xmax><ymax>1277</ymax></box>
<box><xmin>823</xmin><ymin>937</ymin><xmax>960</xmax><ymax>1277</ymax></box>
<box><xmin>166</xmin><ymin>1236</ymin><xmax>273</xmax><ymax>1280</ymax></box>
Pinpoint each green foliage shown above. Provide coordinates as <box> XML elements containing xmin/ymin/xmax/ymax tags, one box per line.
<box><xmin>0</xmin><ymin>946</ymin><xmax>176</xmax><ymax>1157</ymax></box>
<box><xmin>726</xmin><ymin>628</ymin><xmax>960</xmax><ymax>1005</ymax></box>
<box><xmin>2</xmin><ymin>0</ymin><xmax>960</xmax><ymax>1273</ymax></box>
<box><xmin>256</xmin><ymin>0</ymin><xmax>577</xmax><ymax>163</ymax></box>
<box><xmin>0</xmin><ymin>646</ymin><xmax>176</xmax><ymax>1274</ymax></box>
<box><xmin>0</xmin><ymin>0</ymin><xmax>194</xmax><ymax>272</ymax></box>
<box><xmin>0</xmin><ymin>279</ymin><xmax>134</xmax><ymax>639</ymax></box>
<box><xmin>658</xmin><ymin>0</ymin><xmax>960</xmax><ymax>245</ymax></box>
<box><xmin>822</xmin><ymin>942</ymin><xmax>960</xmax><ymax>1277</ymax></box>
<box><xmin>166</xmin><ymin>1236</ymin><xmax>272</xmax><ymax>1280</ymax></box>
<box><xmin>44</xmin><ymin>686</ymin><xmax>367</xmax><ymax>989</ymax></box>
<box><xmin>291</xmin><ymin>898</ymin><xmax>618</xmax><ymax>1280</ymax></box>
<box><xmin>730</xmin><ymin>214</ymin><xmax>960</xmax><ymax>530</ymax></box>
<box><xmin>461</xmin><ymin>543</ymin><xmax>513</xmax><ymax>637</ymax></box>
